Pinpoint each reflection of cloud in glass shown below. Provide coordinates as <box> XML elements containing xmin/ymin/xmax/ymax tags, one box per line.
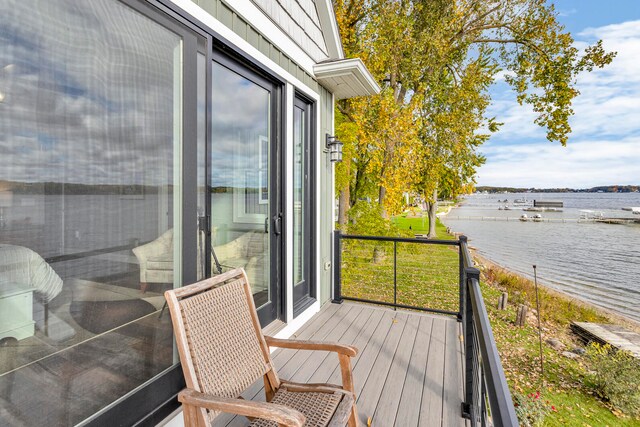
<box><xmin>211</xmin><ymin>62</ymin><xmax>270</xmax><ymax>188</ymax></box>
<box><xmin>0</xmin><ymin>0</ymin><xmax>181</xmax><ymax>186</ymax></box>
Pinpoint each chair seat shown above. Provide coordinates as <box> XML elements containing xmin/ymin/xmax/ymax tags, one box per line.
<box><xmin>147</xmin><ymin>253</ymin><xmax>173</xmax><ymax>270</ymax></box>
<box><xmin>249</xmin><ymin>388</ymin><xmax>352</xmax><ymax>427</ymax></box>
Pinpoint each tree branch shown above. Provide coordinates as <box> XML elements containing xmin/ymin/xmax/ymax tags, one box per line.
<box><xmin>472</xmin><ymin>38</ymin><xmax>551</xmax><ymax>62</ymax></box>
<box><xmin>337</xmin><ymin>101</ymin><xmax>356</xmax><ymax>122</ymax></box>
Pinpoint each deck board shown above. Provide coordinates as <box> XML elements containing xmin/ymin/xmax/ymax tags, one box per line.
<box><xmin>356</xmin><ymin>311</ymin><xmax>408</xmax><ymax>426</ymax></box>
<box><xmin>394</xmin><ymin>315</ymin><xmax>433</xmax><ymax>427</ymax></box>
<box><xmin>372</xmin><ymin>312</ymin><xmax>420</xmax><ymax>426</ymax></box>
<box><xmin>214</xmin><ymin>302</ymin><xmax>465</xmax><ymax>427</ymax></box>
<box><xmin>419</xmin><ymin>317</ymin><xmax>446</xmax><ymax>427</ymax></box>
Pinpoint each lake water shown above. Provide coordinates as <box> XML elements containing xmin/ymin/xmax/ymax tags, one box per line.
<box><xmin>443</xmin><ymin>193</ymin><xmax>640</xmax><ymax>322</ymax></box>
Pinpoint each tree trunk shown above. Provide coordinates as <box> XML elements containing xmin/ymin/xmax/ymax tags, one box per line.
<box><xmin>378</xmin><ymin>185</ymin><xmax>388</xmax><ymax>219</ymax></box>
<box><xmin>427</xmin><ymin>187</ymin><xmax>438</xmax><ymax>238</ymax></box>
<box><xmin>338</xmin><ymin>187</ymin><xmax>350</xmax><ymax>227</ymax></box>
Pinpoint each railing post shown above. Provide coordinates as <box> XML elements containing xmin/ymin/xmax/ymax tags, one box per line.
<box><xmin>462</xmin><ymin>266</ymin><xmax>481</xmax><ymax>421</ymax></box>
<box><xmin>393</xmin><ymin>240</ymin><xmax>397</xmax><ymax>310</ymax></box>
<box><xmin>458</xmin><ymin>236</ymin><xmax>466</xmax><ymax>321</ymax></box>
<box><xmin>332</xmin><ymin>230</ymin><xmax>343</xmax><ymax>304</ymax></box>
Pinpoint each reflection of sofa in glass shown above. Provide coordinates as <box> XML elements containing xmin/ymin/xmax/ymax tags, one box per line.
<box><xmin>132</xmin><ymin>229</ymin><xmax>266</xmax><ymax>294</ymax></box>
<box><xmin>0</xmin><ymin>244</ymin><xmax>64</xmax><ymax>340</ymax></box>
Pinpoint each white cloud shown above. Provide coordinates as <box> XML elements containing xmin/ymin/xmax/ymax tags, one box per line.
<box><xmin>480</xmin><ymin>19</ymin><xmax>640</xmax><ymax>187</ymax></box>
<box><xmin>478</xmin><ymin>137</ymin><xmax>640</xmax><ymax>188</ymax></box>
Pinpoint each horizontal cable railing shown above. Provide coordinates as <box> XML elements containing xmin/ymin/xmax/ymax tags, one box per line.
<box><xmin>332</xmin><ymin>230</ymin><xmax>462</xmax><ymax>318</ymax></box>
<box><xmin>332</xmin><ymin>230</ymin><xmax>518</xmax><ymax>426</ymax></box>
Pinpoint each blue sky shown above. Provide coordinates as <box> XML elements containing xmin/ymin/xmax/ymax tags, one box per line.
<box><xmin>476</xmin><ymin>0</ymin><xmax>640</xmax><ymax>188</ymax></box>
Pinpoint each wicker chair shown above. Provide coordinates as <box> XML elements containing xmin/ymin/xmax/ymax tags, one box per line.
<box><xmin>164</xmin><ymin>268</ymin><xmax>359</xmax><ymax>427</ymax></box>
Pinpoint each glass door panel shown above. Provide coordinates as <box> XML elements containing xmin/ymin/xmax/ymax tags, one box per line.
<box><xmin>292</xmin><ymin>96</ymin><xmax>313</xmax><ymax>316</ymax></box>
<box><xmin>210</xmin><ymin>57</ymin><xmax>277</xmax><ymax>325</ymax></box>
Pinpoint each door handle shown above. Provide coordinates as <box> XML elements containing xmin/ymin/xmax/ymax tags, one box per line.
<box><xmin>273</xmin><ymin>214</ymin><xmax>282</xmax><ymax>236</ymax></box>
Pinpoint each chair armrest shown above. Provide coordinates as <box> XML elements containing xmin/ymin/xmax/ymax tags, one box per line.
<box><xmin>264</xmin><ymin>336</ymin><xmax>358</xmax><ymax>357</ymax></box>
<box><xmin>132</xmin><ymin>240</ymin><xmax>166</xmax><ymax>262</ymax></box>
<box><xmin>178</xmin><ymin>389</ymin><xmax>305</xmax><ymax>427</ymax></box>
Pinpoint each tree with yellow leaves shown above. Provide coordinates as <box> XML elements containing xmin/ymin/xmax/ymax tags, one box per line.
<box><xmin>333</xmin><ymin>0</ymin><xmax>615</xmax><ymax>229</ymax></box>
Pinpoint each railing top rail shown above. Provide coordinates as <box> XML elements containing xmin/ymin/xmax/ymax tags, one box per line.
<box><xmin>339</xmin><ymin>232</ymin><xmax>460</xmax><ymax>246</ymax></box>
<box><xmin>458</xmin><ymin>235</ymin><xmax>476</xmax><ymax>270</ymax></box>
<box><xmin>468</xmin><ymin>276</ymin><xmax>519</xmax><ymax>426</ymax></box>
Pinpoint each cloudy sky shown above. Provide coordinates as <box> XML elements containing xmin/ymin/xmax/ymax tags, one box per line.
<box><xmin>476</xmin><ymin>0</ymin><xmax>640</xmax><ymax>189</ymax></box>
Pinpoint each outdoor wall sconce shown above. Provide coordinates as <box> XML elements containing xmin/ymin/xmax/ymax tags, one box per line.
<box><xmin>326</xmin><ymin>134</ymin><xmax>344</xmax><ymax>163</ymax></box>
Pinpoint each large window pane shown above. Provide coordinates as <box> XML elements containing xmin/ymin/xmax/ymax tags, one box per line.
<box><xmin>0</xmin><ymin>0</ymin><xmax>182</xmax><ymax>424</ymax></box>
<box><xmin>210</xmin><ymin>61</ymin><xmax>271</xmax><ymax>311</ymax></box>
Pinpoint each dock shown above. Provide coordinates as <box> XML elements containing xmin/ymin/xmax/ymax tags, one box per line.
<box><xmin>534</xmin><ymin>200</ymin><xmax>563</xmax><ymax>208</ymax></box>
<box><xmin>446</xmin><ymin>216</ymin><xmax>640</xmax><ymax>224</ymax></box>
<box><xmin>571</xmin><ymin>322</ymin><xmax>640</xmax><ymax>358</ymax></box>
<box><xmin>595</xmin><ymin>217</ymin><xmax>640</xmax><ymax>225</ymax></box>
<box><xmin>446</xmin><ymin>216</ymin><xmax>578</xmax><ymax>223</ymax></box>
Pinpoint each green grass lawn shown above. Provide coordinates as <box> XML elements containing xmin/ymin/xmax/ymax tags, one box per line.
<box><xmin>341</xmin><ymin>213</ymin><xmax>639</xmax><ymax>425</ymax></box>
<box><xmin>391</xmin><ymin>214</ymin><xmax>452</xmax><ymax>238</ymax></box>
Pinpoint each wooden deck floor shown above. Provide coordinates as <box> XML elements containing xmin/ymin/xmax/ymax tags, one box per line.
<box><xmin>214</xmin><ymin>302</ymin><xmax>467</xmax><ymax>427</ymax></box>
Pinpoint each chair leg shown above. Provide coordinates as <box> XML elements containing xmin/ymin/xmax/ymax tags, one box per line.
<box><xmin>140</xmin><ymin>282</ymin><xmax>148</xmax><ymax>293</ymax></box>
<box><xmin>348</xmin><ymin>406</ymin><xmax>359</xmax><ymax>427</ymax></box>
<box><xmin>158</xmin><ymin>301</ymin><xmax>168</xmax><ymax>318</ymax></box>
<box><xmin>339</xmin><ymin>354</ymin><xmax>359</xmax><ymax>427</ymax></box>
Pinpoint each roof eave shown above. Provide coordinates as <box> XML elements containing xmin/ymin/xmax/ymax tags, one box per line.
<box><xmin>316</xmin><ymin>0</ymin><xmax>345</xmax><ymax>60</ymax></box>
<box><xmin>313</xmin><ymin>58</ymin><xmax>381</xmax><ymax>99</ymax></box>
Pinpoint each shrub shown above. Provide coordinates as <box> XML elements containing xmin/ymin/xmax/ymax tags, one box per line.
<box><xmin>584</xmin><ymin>343</ymin><xmax>640</xmax><ymax>417</ymax></box>
<box><xmin>513</xmin><ymin>391</ymin><xmax>555</xmax><ymax>426</ymax></box>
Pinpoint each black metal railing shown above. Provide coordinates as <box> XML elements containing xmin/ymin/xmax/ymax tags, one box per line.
<box><xmin>332</xmin><ymin>230</ymin><xmax>518</xmax><ymax>426</ymax></box>
<box><xmin>332</xmin><ymin>230</ymin><xmax>462</xmax><ymax>317</ymax></box>
<box><xmin>460</xmin><ymin>236</ymin><xmax>519</xmax><ymax>427</ymax></box>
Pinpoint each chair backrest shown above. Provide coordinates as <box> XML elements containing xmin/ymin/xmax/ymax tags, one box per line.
<box><xmin>164</xmin><ymin>268</ymin><xmax>274</xmax><ymax>421</ymax></box>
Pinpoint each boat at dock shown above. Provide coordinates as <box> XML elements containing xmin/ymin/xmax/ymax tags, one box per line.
<box><xmin>513</xmin><ymin>197</ymin><xmax>530</xmax><ymax>205</ymax></box>
<box><xmin>519</xmin><ymin>213</ymin><xmax>543</xmax><ymax>222</ymax></box>
<box><xmin>579</xmin><ymin>210</ymin><xmax>604</xmax><ymax>220</ymax></box>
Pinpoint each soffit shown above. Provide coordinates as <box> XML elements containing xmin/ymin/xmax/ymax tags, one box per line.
<box><xmin>313</xmin><ymin>58</ymin><xmax>381</xmax><ymax>99</ymax></box>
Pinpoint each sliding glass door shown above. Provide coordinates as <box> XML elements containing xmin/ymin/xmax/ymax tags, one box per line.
<box><xmin>209</xmin><ymin>53</ymin><xmax>281</xmax><ymax>325</ymax></box>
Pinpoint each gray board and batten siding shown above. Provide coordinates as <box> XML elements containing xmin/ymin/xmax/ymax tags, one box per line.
<box><xmin>192</xmin><ymin>0</ymin><xmax>323</xmax><ymax>91</ymax></box>
<box><xmin>251</xmin><ymin>0</ymin><xmax>329</xmax><ymax>61</ymax></box>
<box><xmin>191</xmin><ymin>0</ymin><xmax>335</xmax><ymax>303</ymax></box>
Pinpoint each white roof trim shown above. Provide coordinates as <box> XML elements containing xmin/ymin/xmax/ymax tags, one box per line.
<box><xmin>315</xmin><ymin>0</ymin><xmax>344</xmax><ymax>59</ymax></box>
<box><xmin>314</xmin><ymin>58</ymin><xmax>381</xmax><ymax>99</ymax></box>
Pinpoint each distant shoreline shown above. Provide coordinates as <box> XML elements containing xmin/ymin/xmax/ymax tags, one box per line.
<box><xmin>475</xmin><ymin>184</ymin><xmax>639</xmax><ymax>193</ymax></box>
